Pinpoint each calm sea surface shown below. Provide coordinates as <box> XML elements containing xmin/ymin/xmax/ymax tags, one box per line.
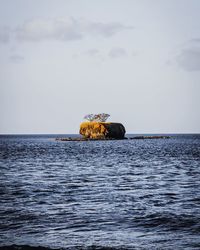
<box><xmin>0</xmin><ymin>134</ymin><xmax>200</xmax><ymax>250</ymax></box>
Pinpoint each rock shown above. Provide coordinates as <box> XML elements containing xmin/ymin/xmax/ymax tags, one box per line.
<box><xmin>79</xmin><ymin>122</ymin><xmax>126</xmax><ymax>139</ymax></box>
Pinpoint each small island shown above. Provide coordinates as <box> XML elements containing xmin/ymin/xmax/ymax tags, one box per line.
<box><xmin>56</xmin><ymin>113</ymin><xmax>170</xmax><ymax>141</ymax></box>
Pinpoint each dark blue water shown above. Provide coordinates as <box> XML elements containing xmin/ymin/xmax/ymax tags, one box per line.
<box><xmin>0</xmin><ymin>134</ymin><xmax>200</xmax><ymax>250</ymax></box>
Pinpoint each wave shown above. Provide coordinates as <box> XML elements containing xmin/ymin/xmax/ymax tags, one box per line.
<box><xmin>135</xmin><ymin>213</ymin><xmax>200</xmax><ymax>232</ymax></box>
<box><xmin>0</xmin><ymin>245</ymin><xmax>129</xmax><ymax>250</ymax></box>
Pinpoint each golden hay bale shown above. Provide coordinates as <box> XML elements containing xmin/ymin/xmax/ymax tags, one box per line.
<box><xmin>79</xmin><ymin>122</ymin><xmax>126</xmax><ymax>139</ymax></box>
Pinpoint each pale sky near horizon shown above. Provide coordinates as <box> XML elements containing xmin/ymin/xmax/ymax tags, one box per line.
<box><xmin>0</xmin><ymin>0</ymin><xmax>200</xmax><ymax>134</ymax></box>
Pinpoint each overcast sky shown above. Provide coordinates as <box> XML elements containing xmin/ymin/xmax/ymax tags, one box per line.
<box><xmin>0</xmin><ymin>0</ymin><xmax>200</xmax><ymax>134</ymax></box>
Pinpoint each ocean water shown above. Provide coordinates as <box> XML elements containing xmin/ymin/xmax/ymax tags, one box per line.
<box><xmin>0</xmin><ymin>134</ymin><xmax>200</xmax><ymax>250</ymax></box>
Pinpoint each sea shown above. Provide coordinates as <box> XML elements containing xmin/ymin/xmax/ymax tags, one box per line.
<box><xmin>0</xmin><ymin>134</ymin><xmax>200</xmax><ymax>250</ymax></box>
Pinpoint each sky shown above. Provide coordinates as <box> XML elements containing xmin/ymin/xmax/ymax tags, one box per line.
<box><xmin>0</xmin><ymin>0</ymin><xmax>200</xmax><ymax>134</ymax></box>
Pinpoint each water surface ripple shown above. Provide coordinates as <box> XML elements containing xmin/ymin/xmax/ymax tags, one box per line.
<box><xmin>0</xmin><ymin>134</ymin><xmax>200</xmax><ymax>249</ymax></box>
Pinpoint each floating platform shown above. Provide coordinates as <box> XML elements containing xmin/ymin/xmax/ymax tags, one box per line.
<box><xmin>56</xmin><ymin>136</ymin><xmax>170</xmax><ymax>141</ymax></box>
<box><xmin>129</xmin><ymin>136</ymin><xmax>170</xmax><ymax>140</ymax></box>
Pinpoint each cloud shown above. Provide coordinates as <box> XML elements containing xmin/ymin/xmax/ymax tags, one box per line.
<box><xmin>176</xmin><ymin>48</ymin><xmax>200</xmax><ymax>71</ymax></box>
<box><xmin>176</xmin><ymin>38</ymin><xmax>200</xmax><ymax>71</ymax></box>
<box><xmin>85</xmin><ymin>49</ymin><xmax>99</xmax><ymax>56</ymax></box>
<box><xmin>14</xmin><ymin>17</ymin><xmax>133</xmax><ymax>42</ymax></box>
<box><xmin>9</xmin><ymin>54</ymin><xmax>24</xmax><ymax>63</ymax></box>
<box><xmin>87</xmin><ymin>21</ymin><xmax>132</xmax><ymax>38</ymax></box>
<box><xmin>108</xmin><ymin>47</ymin><xmax>127</xmax><ymax>58</ymax></box>
<box><xmin>175</xmin><ymin>38</ymin><xmax>200</xmax><ymax>71</ymax></box>
<box><xmin>190</xmin><ymin>38</ymin><xmax>200</xmax><ymax>43</ymax></box>
<box><xmin>15</xmin><ymin>18</ymin><xmax>82</xmax><ymax>42</ymax></box>
<box><xmin>0</xmin><ymin>27</ymin><xmax>10</xmax><ymax>43</ymax></box>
